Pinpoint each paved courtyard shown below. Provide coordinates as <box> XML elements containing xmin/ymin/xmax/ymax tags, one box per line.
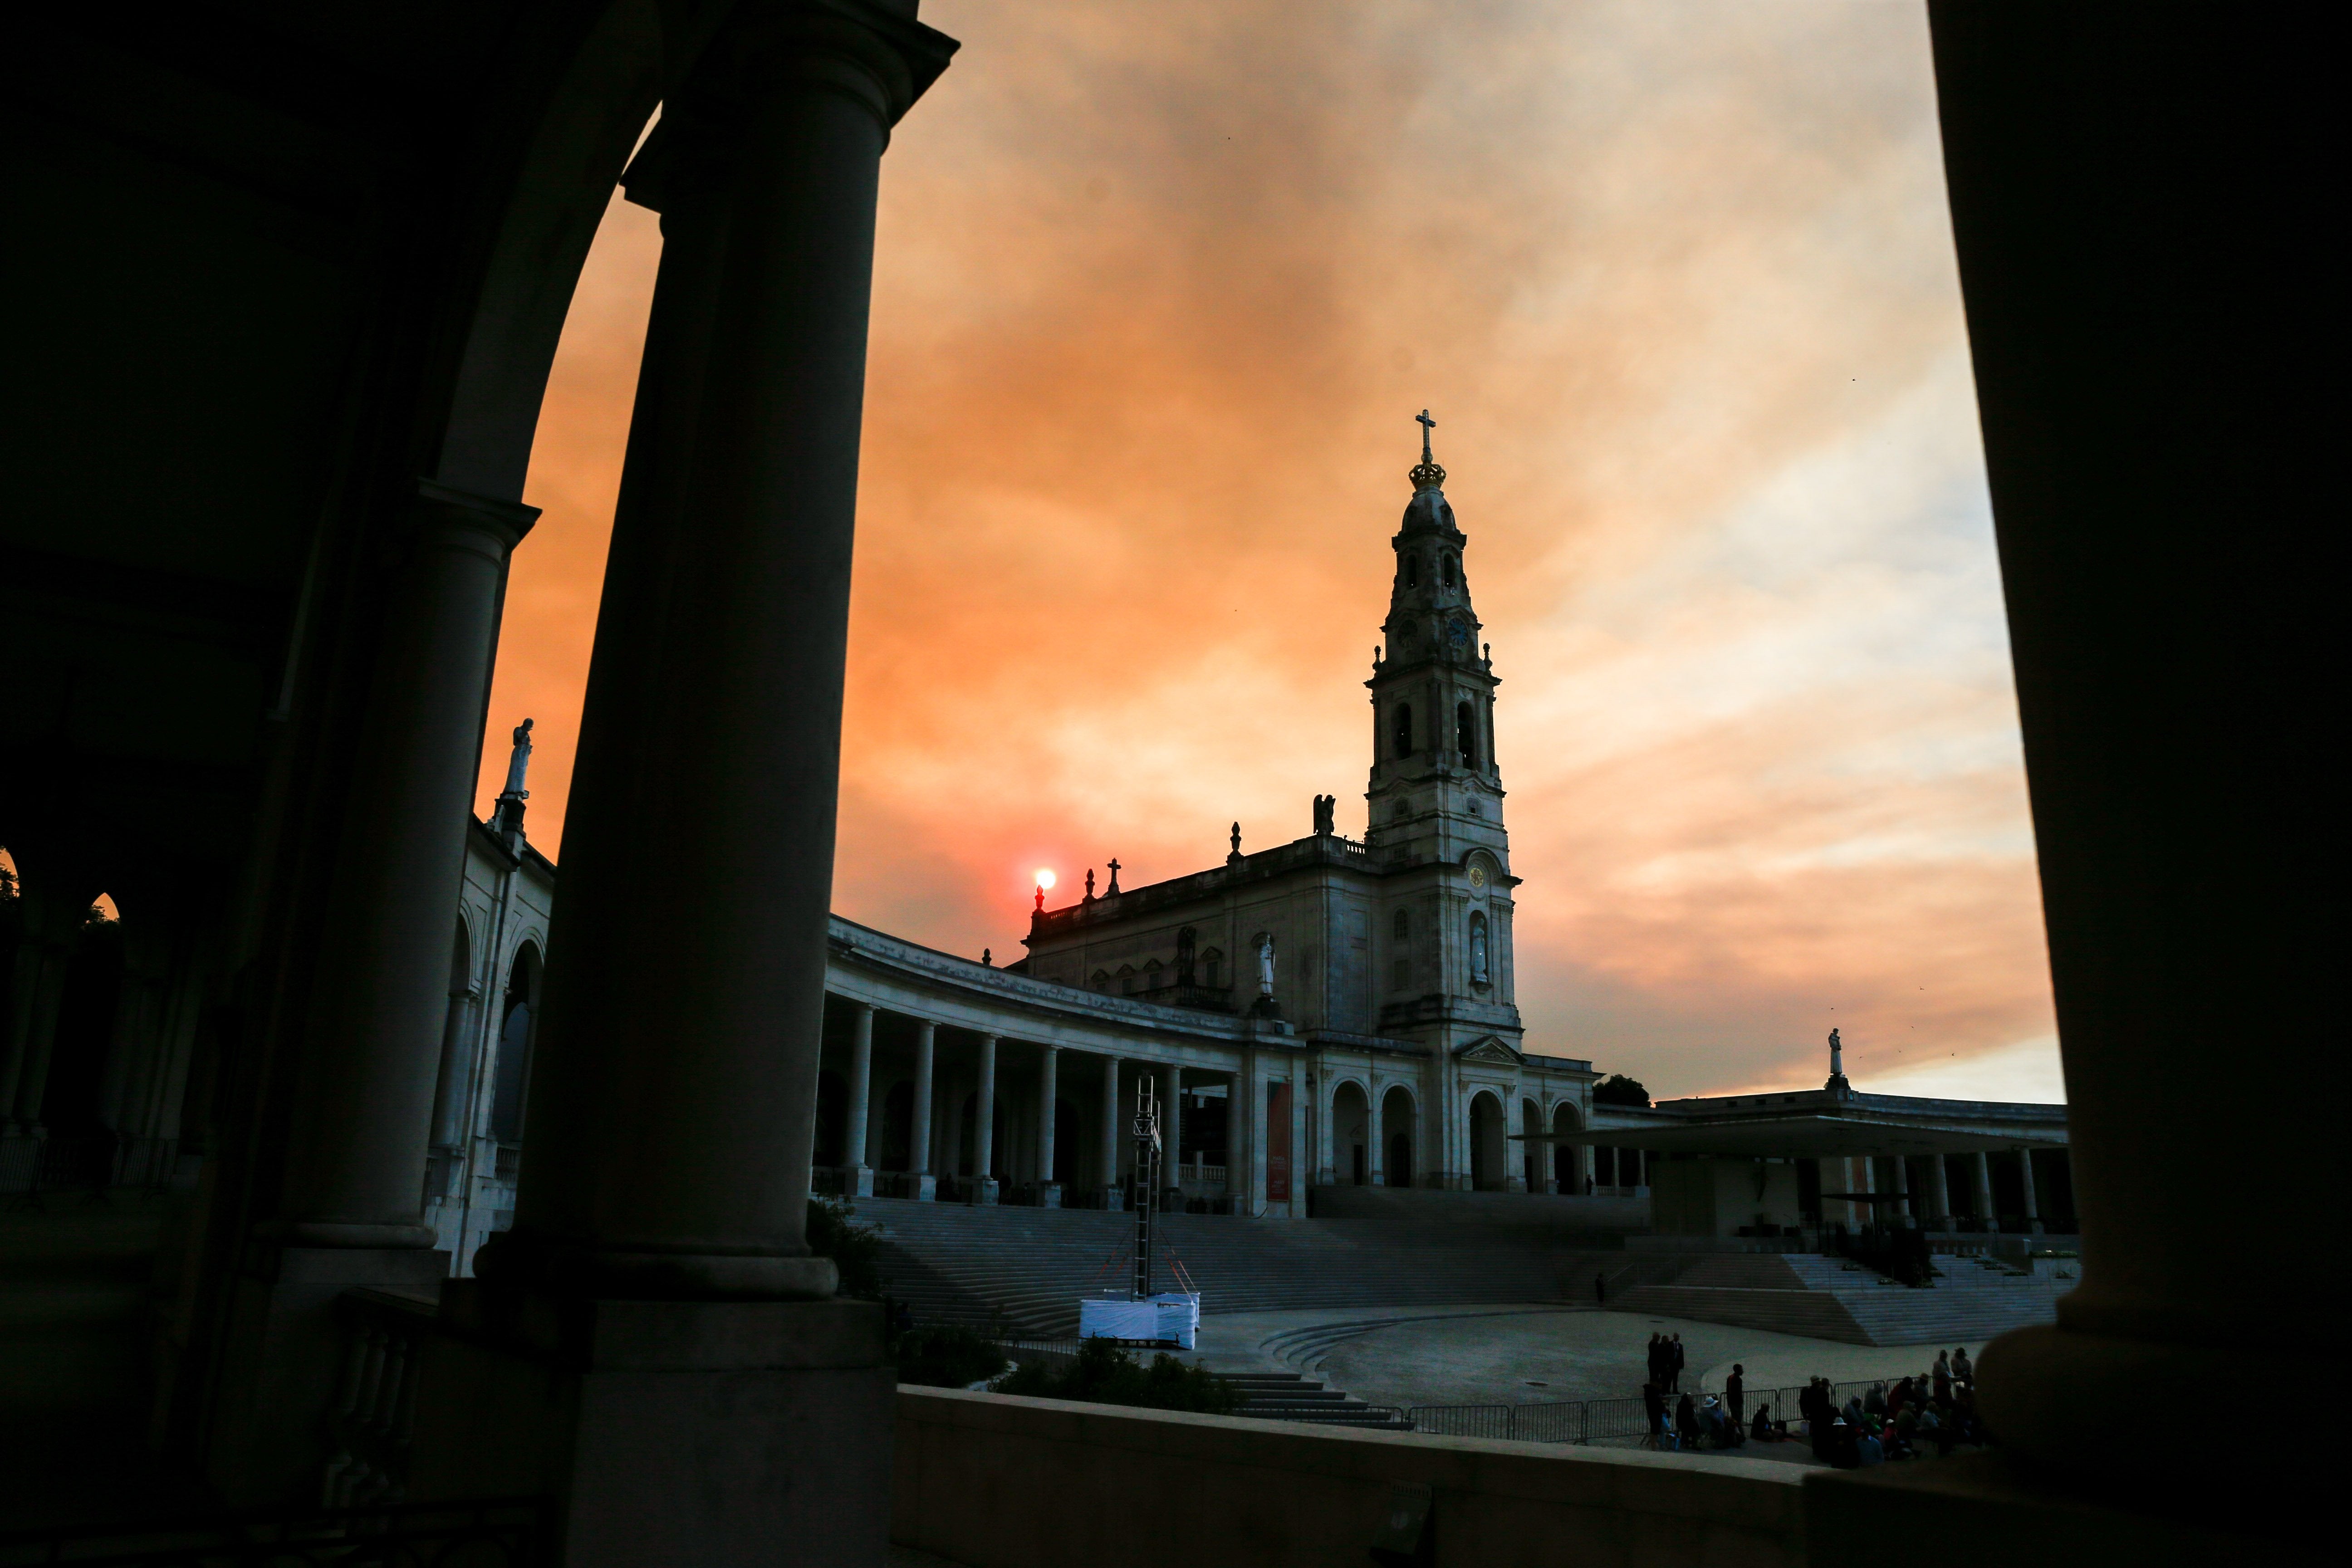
<box><xmin>1195</xmin><ymin>1304</ymin><xmax>1977</xmax><ymax>1412</ymax></box>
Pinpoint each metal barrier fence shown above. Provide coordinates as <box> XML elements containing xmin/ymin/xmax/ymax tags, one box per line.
<box><xmin>0</xmin><ymin>1497</ymin><xmax>547</xmax><ymax>1567</ymax></box>
<box><xmin>1406</xmin><ymin>1376</ymin><xmax>1922</xmax><ymax>1446</ymax></box>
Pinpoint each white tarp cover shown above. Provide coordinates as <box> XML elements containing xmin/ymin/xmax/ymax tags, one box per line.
<box><xmin>1079</xmin><ymin>1293</ymin><xmax>1200</xmax><ymax>1349</ymax></box>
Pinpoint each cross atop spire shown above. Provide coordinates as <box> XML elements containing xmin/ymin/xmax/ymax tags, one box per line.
<box><xmin>1410</xmin><ymin>409</ymin><xmax>1446</xmax><ymax>491</ymax></box>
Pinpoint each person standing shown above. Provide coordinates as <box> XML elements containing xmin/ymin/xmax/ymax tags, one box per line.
<box><xmin>1642</xmin><ymin>1380</ymin><xmax>1668</xmax><ymax>1449</ymax></box>
<box><xmin>1669</xmin><ymin>1333</ymin><xmax>1686</xmax><ymax>1392</ymax></box>
<box><xmin>1726</xmin><ymin>1363</ymin><xmax>1746</xmax><ymax>1428</ymax></box>
<box><xmin>1952</xmin><ymin>1345</ymin><xmax>1974</xmax><ymax>1383</ymax></box>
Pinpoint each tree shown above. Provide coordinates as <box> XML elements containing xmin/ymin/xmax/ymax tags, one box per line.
<box><xmin>1592</xmin><ymin>1073</ymin><xmax>1650</xmax><ymax>1107</ymax></box>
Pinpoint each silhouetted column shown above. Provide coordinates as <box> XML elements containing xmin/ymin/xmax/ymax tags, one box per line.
<box><xmin>972</xmin><ymin>1034</ymin><xmax>998</xmax><ymax>1204</ymax></box>
<box><xmin>280</xmin><ymin>484</ymin><xmax>535</xmax><ymax>1250</ymax></box>
<box><xmin>1367</xmin><ymin>1089</ymin><xmax>1386</xmax><ymax>1187</ymax></box>
<box><xmin>908</xmin><ymin>1019</ymin><xmax>935</xmax><ymax>1199</ymax></box>
<box><xmin>2016</xmin><ymin>1147</ymin><xmax>2040</xmax><ymax>1234</ymax></box>
<box><xmin>842</xmin><ymin>1004</ymin><xmax>875</xmax><ymax>1198</ymax></box>
<box><xmin>1929</xmin><ymin>1153</ymin><xmax>1953</xmax><ymax>1228</ymax></box>
<box><xmin>1313</xmin><ymin>1077</ymin><xmax>1335</xmax><ymax>1188</ymax></box>
<box><xmin>1971</xmin><ymin>1151</ymin><xmax>1994</xmax><ymax>1230</ymax></box>
<box><xmin>1891</xmin><ymin>1155</ymin><xmax>1912</xmax><ymax>1223</ymax></box>
<box><xmin>480</xmin><ymin>0</ymin><xmax>954</xmax><ymax>1301</ymax></box>
<box><xmin>1097</xmin><ymin>1058</ymin><xmax>1122</xmax><ymax>1209</ymax></box>
<box><xmin>1035</xmin><ymin>1044</ymin><xmax>1059</xmax><ymax>1206</ymax></box>
<box><xmin>1</xmin><ymin>888</ymin><xmax>77</xmax><ymax>1131</ymax></box>
<box><xmin>1159</xmin><ymin>1063</ymin><xmax>1181</xmax><ymax>1209</ymax></box>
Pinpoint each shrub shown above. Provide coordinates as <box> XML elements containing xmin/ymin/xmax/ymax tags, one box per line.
<box><xmin>806</xmin><ymin>1195</ymin><xmax>883</xmax><ymax>1299</ymax></box>
<box><xmin>996</xmin><ymin>1338</ymin><xmax>1242</xmax><ymax>1416</ymax></box>
<box><xmin>893</xmin><ymin>1325</ymin><xmax>1010</xmax><ymax>1389</ymax></box>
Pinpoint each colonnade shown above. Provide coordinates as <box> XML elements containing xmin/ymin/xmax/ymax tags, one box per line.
<box><xmin>822</xmin><ymin>999</ymin><xmax>1211</xmax><ymax>1210</ymax></box>
<box><xmin>1816</xmin><ymin>1149</ymin><xmax>2063</xmax><ymax>1234</ymax></box>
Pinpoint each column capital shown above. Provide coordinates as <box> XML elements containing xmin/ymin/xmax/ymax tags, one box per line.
<box><xmin>414</xmin><ymin>478</ymin><xmax>539</xmax><ymax>555</ymax></box>
<box><xmin>624</xmin><ymin>0</ymin><xmax>959</xmax><ymax>213</ymax></box>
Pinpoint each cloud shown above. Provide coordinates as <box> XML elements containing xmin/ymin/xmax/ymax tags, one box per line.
<box><xmin>485</xmin><ymin>0</ymin><xmax>2059</xmax><ymax>1102</ymax></box>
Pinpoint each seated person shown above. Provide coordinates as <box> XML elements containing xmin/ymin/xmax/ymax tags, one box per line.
<box><xmin>1674</xmin><ymin>1393</ymin><xmax>1703</xmax><ymax>1450</ymax></box>
<box><xmin>1856</xmin><ymin>1420</ymin><xmax>1886</xmax><ymax>1467</ymax></box>
<box><xmin>1750</xmin><ymin>1401</ymin><xmax>1779</xmax><ymax>1441</ymax></box>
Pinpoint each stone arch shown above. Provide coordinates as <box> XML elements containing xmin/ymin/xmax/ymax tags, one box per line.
<box><xmin>1551</xmin><ymin>1099</ymin><xmax>1586</xmax><ymax>1193</ymax></box>
<box><xmin>1380</xmin><ymin>1083</ymin><xmax>1417</xmax><ymax>1187</ymax></box>
<box><xmin>1467</xmin><ymin>1088</ymin><xmax>1509</xmax><ymax>1191</ymax></box>
<box><xmin>488</xmin><ymin>940</ymin><xmax>543</xmax><ymax>1143</ymax></box>
<box><xmin>1328</xmin><ymin>1077</ymin><xmax>1372</xmax><ymax>1186</ymax></box>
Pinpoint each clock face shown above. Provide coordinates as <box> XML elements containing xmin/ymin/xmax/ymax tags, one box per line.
<box><xmin>1448</xmin><ymin>619</ymin><xmax>1470</xmax><ymax>648</ymax></box>
<box><xmin>1468</xmin><ymin>865</ymin><xmax>1487</xmax><ymax>888</ymax></box>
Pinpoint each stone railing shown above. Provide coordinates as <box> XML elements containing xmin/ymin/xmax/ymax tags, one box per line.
<box><xmin>321</xmin><ymin>1287</ymin><xmax>439</xmax><ymax>1505</ymax></box>
<box><xmin>892</xmin><ymin>1385</ymin><xmax>1805</xmax><ymax>1568</ymax></box>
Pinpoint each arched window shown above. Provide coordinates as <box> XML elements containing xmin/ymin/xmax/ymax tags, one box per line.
<box><xmin>1468</xmin><ymin>911</ymin><xmax>1490</xmax><ymax>985</ymax></box>
<box><xmin>489</xmin><ymin>943</ymin><xmax>541</xmax><ymax>1143</ymax></box>
<box><xmin>1392</xmin><ymin>703</ymin><xmax>1413</xmax><ymax>759</ymax></box>
<box><xmin>1201</xmin><ymin>948</ymin><xmax>1223</xmax><ymax>988</ymax></box>
<box><xmin>1457</xmin><ymin>700</ymin><xmax>1478</xmax><ymax>767</ymax></box>
<box><xmin>1402</xmin><ymin>554</ymin><xmax>1418</xmax><ymax>588</ymax></box>
<box><xmin>1441</xmin><ymin>553</ymin><xmax>1455</xmax><ymax>587</ymax></box>
<box><xmin>1392</xmin><ymin>908</ymin><xmax>1410</xmax><ymax>940</ymax></box>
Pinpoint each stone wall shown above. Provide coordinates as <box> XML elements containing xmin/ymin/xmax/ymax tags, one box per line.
<box><xmin>893</xmin><ymin>1387</ymin><xmax>1804</xmax><ymax>1568</ymax></box>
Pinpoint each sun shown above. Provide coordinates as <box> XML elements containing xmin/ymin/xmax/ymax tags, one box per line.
<box><xmin>1034</xmin><ymin>867</ymin><xmax>1057</xmax><ymax>890</ymax></box>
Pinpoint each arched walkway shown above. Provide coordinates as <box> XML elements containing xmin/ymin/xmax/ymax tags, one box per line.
<box><xmin>1330</xmin><ymin>1080</ymin><xmax>1371</xmax><ymax>1185</ymax></box>
<box><xmin>1551</xmin><ymin>1100</ymin><xmax>1586</xmax><ymax>1195</ymax></box>
<box><xmin>1381</xmin><ymin>1084</ymin><xmax>1416</xmax><ymax>1187</ymax></box>
<box><xmin>1467</xmin><ymin>1090</ymin><xmax>1508</xmax><ymax>1191</ymax></box>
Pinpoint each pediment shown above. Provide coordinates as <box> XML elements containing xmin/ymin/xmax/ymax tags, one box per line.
<box><xmin>1455</xmin><ymin>1036</ymin><xmax>1520</xmax><ymax>1066</ymax></box>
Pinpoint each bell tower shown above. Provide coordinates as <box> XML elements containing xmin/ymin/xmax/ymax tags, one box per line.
<box><xmin>1364</xmin><ymin>412</ymin><xmax>1509</xmax><ymax>872</ymax></box>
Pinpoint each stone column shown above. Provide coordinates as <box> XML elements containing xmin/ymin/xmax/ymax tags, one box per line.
<box><xmin>907</xmin><ymin>1019</ymin><xmax>935</xmax><ymax>1200</ymax></box>
<box><xmin>2017</xmin><ymin>1147</ymin><xmax>2041</xmax><ymax>1234</ymax></box>
<box><xmin>972</xmin><ymin>1034</ymin><xmax>998</xmax><ymax>1204</ymax></box>
<box><xmin>1158</xmin><ymin>1063</ymin><xmax>1181</xmax><ymax>1210</ymax></box>
<box><xmin>413</xmin><ymin>7</ymin><xmax>958</xmax><ymax>1561</ymax></box>
<box><xmin>275</xmin><ymin>485</ymin><xmax>535</xmax><ymax>1252</ymax></box>
<box><xmin>1891</xmin><ymin>1153</ymin><xmax>1913</xmax><ymax>1224</ymax></box>
<box><xmin>1367</xmin><ymin>1087</ymin><xmax>1386</xmax><ymax>1187</ymax></box>
<box><xmin>1</xmin><ymin>888</ymin><xmax>77</xmax><ymax>1131</ymax></box>
<box><xmin>1929</xmin><ymin>1152</ymin><xmax>1953</xmax><ymax>1229</ymax></box>
<box><xmin>203</xmin><ymin>481</ymin><xmax>533</xmax><ymax>1501</ymax></box>
<box><xmin>1035</xmin><ymin>1044</ymin><xmax>1060</xmax><ymax>1207</ymax></box>
<box><xmin>1972</xmin><ymin>1150</ymin><xmax>1995</xmax><ymax>1232</ymax></box>
<box><xmin>1579</xmin><ymin>1140</ymin><xmax>1597</xmax><ymax>1196</ymax></box>
<box><xmin>842</xmin><ymin>1003</ymin><xmax>875</xmax><ymax>1198</ymax></box>
<box><xmin>1313</xmin><ymin>1074</ymin><xmax>1336</xmax><ymax>1188</ymax></box>
<box><xmin>1287</xmin><ymin>1070</ymin><xmax>1308</xmax><ymax>1216</ymax></box>
<box><xmin>1098</xmin><ymin>1057</ymin><xmax>1122</xmax><ymax>1210</ymax></box>
<box><xmin>1860</xmin><ymin>1155</ymin><xmax>1879</xmax><ymax>1230</ymax></box>
<box><xmin>1240</xmin><ymin>1052</ymin><xmax>1268</xmax><ymax>1215</ymax></box>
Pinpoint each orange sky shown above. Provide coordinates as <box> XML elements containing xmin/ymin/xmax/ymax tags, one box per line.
<box><xmin>481</xmin><ymin>0</ymin><xmax>2062</xmax><ymax>1103</ymax></box>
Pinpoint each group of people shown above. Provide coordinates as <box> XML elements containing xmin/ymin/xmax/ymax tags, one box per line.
<box><xmin>1790</xmin><ymin>1346</ymin><xmax>1985</xmax><ymax>1468</ymax></box>
<box><xmin>1638</xmin><ymin>1344</ymin><xmax>1986</xmax><ymax>1464</ymax></box>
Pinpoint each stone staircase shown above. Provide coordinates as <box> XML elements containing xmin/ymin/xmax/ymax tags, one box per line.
<box><xmin>1219</xmin><ymin>1371</ymin><xmax>1410</xmax><ymax>1429</ymax></box>
<box><xmin>851</xmin><ymin>1196</ymin><xmax>1617</xmax><ymax>1336</ymax></box>
<box><xmin>1615</xmin><ymin>1250</ymin><xmax>2069</xmax><ymax>1347</ymax></box>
